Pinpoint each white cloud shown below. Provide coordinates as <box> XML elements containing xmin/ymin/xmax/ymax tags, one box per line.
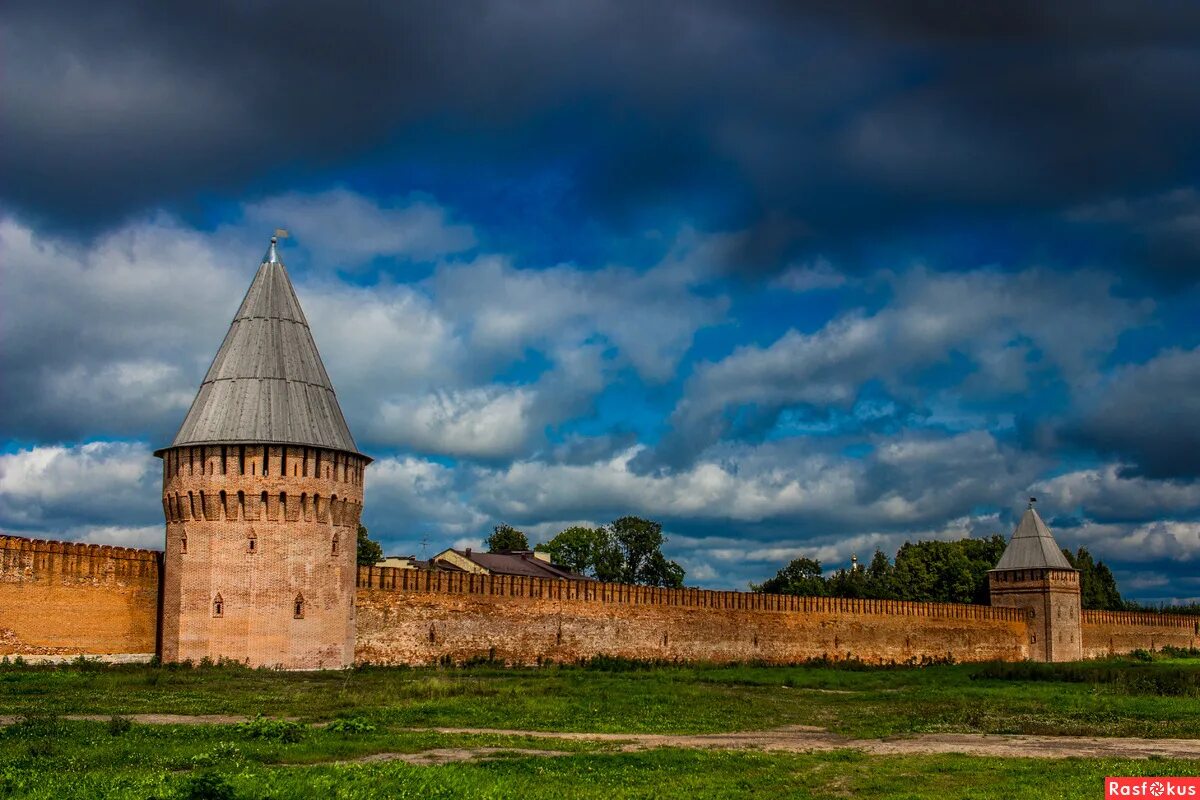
<box><xmin>1035</xmin><ymin>465</ymin><xmax>1200</xmax><ymax>521</ymax></box>
<box><xmin>473</xmin><ymin>430</ymin><xmax>1039</xmax><ymax>530</ymax></box>
<box><xmin>1</xmin><ymin>200</ymin><xmax>729</xmax><ymax>461</ymax></box>
<box><xmin>377</xmin><ymin>387</ymin><xmax>537</xmax><ymax>459</ymax></box>
<box><xmin>0</xmin><ymin>442</ymin><xmax>161</xmax><ymax>534</ymax></box>
<box><xmin>656</xmin><ymin>266</ymin><xmax>1151</xmax><ymax>464</ymax></box>
<box><xmin>770</xmin><ymin>257</ymin><xmax>846</xmax><ymax>292</ymax></box>
<box><xmin>241</xmin><ymin>188</ymin><xmax>477</xmax><ymax>266</ymax></box>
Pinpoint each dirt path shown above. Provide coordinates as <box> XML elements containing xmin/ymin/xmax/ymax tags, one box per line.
<box><xmin>3</xmin><ymin>715</ymin><xmax>1198</xmax><ymax>760</ymax></box>
<box><xmin>416</xmin><ymin>725</ymin><xmax>1200</xmax><ymax>760</ymax></box>
<box><xmin>348</xmin><ymin>747</ymin><xmax>571</xmax><ymax>766</ymax></box>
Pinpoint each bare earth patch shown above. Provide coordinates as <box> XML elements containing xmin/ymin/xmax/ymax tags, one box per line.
<box><xmin>3</xmin><ymin>715</ymin><xmax>1198</xmax><ymax>761</ymax></box>
<box><xmin>347</xmin><ymin>748</ymin><xmax>571</xmax><ymax>766</ymax></box>
<box><xmin>419</xmin><ymin>726</ymin><xmax>1200</xmax><ymax>761</ymax></box>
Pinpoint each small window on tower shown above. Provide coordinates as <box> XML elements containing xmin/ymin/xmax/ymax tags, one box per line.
<box><xmin>181</xmin><ymin>533</ymin><xmax>188</xmax><ymax>554</ymax></box>
<box><xmin>213</xmin><ymin>594</ymin><xmax>224</xmax><ymax>618</ymax></box>
<box><xmin>293</xmin><ymin>595</ymin><xmax>305</xmax><ymax>619</ymax></box>
<box><xmin>331</xmin><ymin>533</ymin><xmax>339</xmax><ymax>556</ymax></box>
<box><xmin>247</xmin><ymin>531</ymin><xmax>257</xmax><ymax>553</ymax></box>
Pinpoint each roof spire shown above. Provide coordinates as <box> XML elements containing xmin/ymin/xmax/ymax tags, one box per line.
<box><xmin>157</xmin><ymin>236</ymin><xmax>365</xmax><ymax>459</ymax></box>
<box><xmin>991</xmin><ymin>500</ymin><xmax>1073</xmax><ymax>572</ymax></box>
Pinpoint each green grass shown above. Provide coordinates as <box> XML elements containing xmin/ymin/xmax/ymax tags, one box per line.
<box><xmin>2</xmin><ymin>736</ymin><xmax>1199</xmax><ymax>800</ymax></box>
<box><xmin>4</xmin><ymin>656</ymin><xmax>1200</xmax><ymax>738</ymax></box>
<box><xmin>4</xmin><ymin>659</ymin><xmax>1200</xmax><ymax>798</ymax></box>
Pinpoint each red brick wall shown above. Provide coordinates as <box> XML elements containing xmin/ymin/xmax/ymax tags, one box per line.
<box><xmin>1081</xmin><ymin>610</ymin><xmax>1199</xmax><ymax>658</ymax></box>
<box><xmin>354</xmin><ymin>567</ymin><xmax>1032</xmax><ymax>666</ymax></box>
<box><xmin>989</xmin><ymin>568</ymin><xmax>1082</xmax><ymax>662</ymax></box>
<box><xmin>160</xmin><ymin>444</ymin><xmax>365</xmax><ymax>669</ymax></box>
<box><xmin>0</xmin><ymin>535</ymin><xmax>160</xmax><ymax>657</ymax></box>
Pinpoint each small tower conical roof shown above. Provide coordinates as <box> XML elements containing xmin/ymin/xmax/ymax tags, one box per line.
<box><xmin>157</xmin><ymin>236</ymin><xmax>365</xmax><ymax>458</ymax></box>
<box><xmin>992</xmin><ymin>503</ymin><xmax>1073</xmax><ymax>571</ymax></box>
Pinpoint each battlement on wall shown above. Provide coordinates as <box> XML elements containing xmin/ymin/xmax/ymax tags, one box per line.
<box><xmin>357</xmin><ymin>565</ymin><xmax>1029</xmax><ymax>623</ymax></box>
<box><xmin>1083</xmin><ymin>609</ymin><xmax>1200</xmax><ymax>630</ymax></box>
<box><xmin>0</xmin><ymin>534</ymin><xmax>161</xmax><ymax>564</ymax></box>
<box><xmin>0</xmin><ymin>533</ymin><xmax>162</xmax><ymax>658</ymax></box>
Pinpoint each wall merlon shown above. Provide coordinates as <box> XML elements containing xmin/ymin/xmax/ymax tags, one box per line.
<box><xmin>355</xmin><ymin>566</ymin><xmax>1031</xmax><ymax>623</ymax></box>
<box><xmin>0</xmin><ymin>533</ymin><xmax>161</xmax><ymax>563</ymax></box>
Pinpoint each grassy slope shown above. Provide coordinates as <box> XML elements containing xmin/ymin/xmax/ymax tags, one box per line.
<box><xmin>3</xmin><ymin>657</ymin><xmax>1200</xmax><ymax>738</ymax></box>
<box><xmin>4</xmin><ymin>658</ymin><xmax>1200</xmax><ymax>798</ymax></box>
<box><xmin>3</xmin><ymin>729</ymin><xmax>1200</xmax><ymax>800</ymax></box>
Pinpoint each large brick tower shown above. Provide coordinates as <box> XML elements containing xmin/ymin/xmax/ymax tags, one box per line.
<box><xmin>988</xmin><ymin>501</ymin><xmax>1082</xmax><ymax>662</ymax></box>
<box><xmin>156</xmin><ymin>236</ymin><xmax>370</xmax><ymax>669</ymax></box>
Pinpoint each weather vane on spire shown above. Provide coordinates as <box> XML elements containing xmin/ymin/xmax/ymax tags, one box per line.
<box><xmin>265</xmin><ymin>229</ymin><xmax>289</xmax><ymax>263</ymax></box>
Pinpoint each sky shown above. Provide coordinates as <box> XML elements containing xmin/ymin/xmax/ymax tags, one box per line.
<box><xmin>3</xmin><ymin>2</ymin><xmax>1200</xmax><ymax>602</ymax></box>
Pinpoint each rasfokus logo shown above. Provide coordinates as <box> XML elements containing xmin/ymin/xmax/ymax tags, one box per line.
<box><xmin>1107</xmin><ymin>778</ymin><xmax>1200</xmax><ymax>798</ymax></box>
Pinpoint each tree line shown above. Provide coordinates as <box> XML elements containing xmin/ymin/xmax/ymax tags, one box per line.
<box><xmin>361</xmin><ymin>520</ymin><xmax>1185</xmax><ymax>614</ymax></box>
<box><xmin>488</xmin><ymin>518</ymin><xmax>686</xmax><ymax>588</ymax></box>
<box><xmin>751</xmin><ymin>537</ymin><xmax>1128</xmax><ymax>611</ymax></box>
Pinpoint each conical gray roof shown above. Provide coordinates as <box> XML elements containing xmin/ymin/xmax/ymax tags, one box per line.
<box><xmin>158</xmin><ymin>238</ymin><xmax>364</xmax><ymax>458</ymax></box>
<box><xmin>992</xmin><ymin>506</ymin><xmax>1073</xmax><ymax>571</ymax></box>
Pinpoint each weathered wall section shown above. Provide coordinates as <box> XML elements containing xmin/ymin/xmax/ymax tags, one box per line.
<box><xmin>354</xmin><ymin>567</ymin><xmax>1033</xmax><ymax>666</ymax></box>
<box><xmin>1081</xmin><ymin>610</ymin><xmax>1199</xmax><ymax>658</ymax></box>
<box><xmin>0</xmin><ymin>535</ymin><xmax>161</xmax><ymax>657</ymax></box>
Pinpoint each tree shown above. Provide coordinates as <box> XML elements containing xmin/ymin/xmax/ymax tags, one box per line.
<box><xmin>1064</xmin><ymin>546</ymin><xmax>1124</xmax><ymax>610</ymax></box>
<box><xmin>752</xmin><ymin>537</ymin><xmax>1007</xmax><ymax>603</ymax></box>
<box><xmin>356</xmin><ymin>524</ymin><xmax>383</xmax><ymax>567</ymax></box>
<box><xmin>864</xmin><ymin>549</ymin><xmax>894</xmax><ymax>598</ymax></box>
<box><xmin>536</xmin><ymin>526</ymin><xmax>609</xmax><ymax>575</ymax></box>
<box><xmin>485</xmin><ymin>523</ymin><xmax>529</xmax><ymax>552</ymax></box>
<box><xmin>751</xmin><ymin>557</ymin><xmax>826</xmax><ymax>596</ymax></box>
<box><xmin>536</xmin><ymin>517</ymin><xmax>684</xmax><ymax>587</ymax></box>
<box><xmin>891</xmin><ymin>540</ymin><xmax>977</xmax><ymax>604</ymax></box>
<box><xmin>609</xmin><ymin>516</ymin><xmax>685</xmax><ymax>587</ymax></box>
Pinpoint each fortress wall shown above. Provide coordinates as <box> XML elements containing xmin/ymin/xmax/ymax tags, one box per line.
<box><xmin>354</xmin><ymin>567</ymin><xmax>1031</xmax><ymax>666</ymax></box>
<box><xmin>0</xmin><ymin>534</ymin><xmax>161</xmax><ymax>658</ymax></box>
<box><xmin>1081</xmin><ymin>610</ymin><xmax>1199</xmax><ymax>658</ymax></box>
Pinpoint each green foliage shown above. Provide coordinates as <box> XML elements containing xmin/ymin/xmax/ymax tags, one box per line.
<box><xmin>610</xmin><ymin>516</ymin><xmax>685</xmax><ymax>588</ymax></box>
<box><xmin>536</xmin><ymin>526</ymin><xmax>611</xmax><ymax>575</ymax></box>
<box><xmin>236</xmin><ymin>715</ymin><xmax>306</xmax><ymax>743</ymax></box>
<box><xmin>180</xmin><ymin>770</ymin><xmax>236</xmax><ymax>800</ymax></box>
<box><xmin>326</xmin><ymin>717</ymin><xmax>377</xmax><ymax>734</ymax></box>
<box><xmin>971</xmin><ymin>657</ymin><xmax>1200</xmax><ymax>695</ymax></box>
<box><xmin>106</xmin><ymin>715</ymin><xmax>133</xmax><ymax>736</ymax></box>
<box><xmin>750</xmin><ymin>556</ymin><xmax>826</xmax><ymax>595</ymax></box>
<box><xmin>486</xmin><ymin>523</ymin><xmax>530</xmax><ymax>552</ymax></box>
<box><xmin>752</xmin><ymin>535</ymin><xmax>1009</xmax><ymax>605</ymax></box>
<box><xmin>356</xmin><ymin>524</ymin><xmax>383</xmax><ymax>567</ymax></box>
<box><xmin>1062</xmin><ymin>546</ymin><xmax>1125</xmax><ymax>610</ymax></box>
<box><xmin>537</xmin><ymin>517</ymin><xmax>685</xmax><ymax>587</ymax></box>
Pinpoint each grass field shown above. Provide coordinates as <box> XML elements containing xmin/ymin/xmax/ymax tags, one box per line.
<box><xmin>2</xmin><ymin>655</ymin><xmax>1199</xmax><ymax>798</ymax></box>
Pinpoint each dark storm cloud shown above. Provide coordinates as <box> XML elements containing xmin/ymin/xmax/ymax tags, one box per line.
<box><xmin>1065</xmin><ymin>347</ymin><xmax>1200</xmax><ymax>479</ymax></box>
<box><xmin>7</xmin><ymin>0</ymin><xmax>1200</xmax><ymax>279</ymax></box>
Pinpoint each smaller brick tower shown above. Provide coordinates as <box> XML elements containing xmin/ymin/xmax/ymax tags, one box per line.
<box><xmin>157</xmin><ymin>235</ymin><xmax>369</xmax><ymax>669</ymax></box>
<box><xmin>988</xmin><ymin>500</ymin><xmax>1081</xmax><ymax>662</ymax></box>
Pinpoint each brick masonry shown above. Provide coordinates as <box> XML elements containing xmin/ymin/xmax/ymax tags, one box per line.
<box><xmin>354</xmin><ymin>567</ymin><xmax>1032</xmax><ymax>665</ymax></box>
<box><xmin>3</xmin><ymin>534</ymin><xmax>1198</xmax><ymax>666</ymax></box>
<box><xmin>1081</xmin><ymin>610</ymin><xmax>1199</xmax><ymax>658</ymax></box>
<box><xmin>988</xmin><ymin>568</ymin><xmax>1083</xmax><ymax>662</ymax></box>
<box><xmin>160</xmin><ymin>444</ymin><xmax>366</xmax><ymax>669</ymax></box>
<box><xmin>0</xmin><ymin>535</ymin><xmax>160</xmax><ymax>657</ymax></box>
